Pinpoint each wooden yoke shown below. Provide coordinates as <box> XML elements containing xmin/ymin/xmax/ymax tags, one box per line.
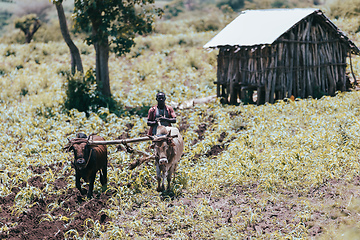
<box><xmin>88</xmin><ymin>136</ymin><xmax>152</xmax><ymax>146</ymax></box>
<box><xmin>87</xmin><ymin>135</ymin><xmax>178</xmax><ymax>146</ymax></box>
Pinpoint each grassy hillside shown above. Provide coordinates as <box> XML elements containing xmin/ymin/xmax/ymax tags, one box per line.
<box><xmin>2</xmin><ymin>3</ymin><xmax>360</xmax><ymax>239</ymax></box>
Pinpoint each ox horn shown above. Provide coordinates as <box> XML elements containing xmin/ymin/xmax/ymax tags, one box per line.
<box><xmin>64</xmin><ymin>138</ymin><xmax>72</xmax><ymax>152</ymax></box>
<box><xmin>167</xmin><ymin>129</ymin><xmax>172</xmax><ymax>138</ymax></box>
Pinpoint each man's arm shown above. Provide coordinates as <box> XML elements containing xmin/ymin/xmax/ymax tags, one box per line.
<box><xmin>147</xmin><ymin>107</ymin><xmax>157</xmax><ymax>126</ymax></box>
<box><xmin>147</xmin><ymin>120</ymin><xmax>157</xmax><ymax>126</ymax></box>
<box><xmin>159</xmin><ymin>116</ymin><xmax>176</xmax><ymax>123</ymax></box>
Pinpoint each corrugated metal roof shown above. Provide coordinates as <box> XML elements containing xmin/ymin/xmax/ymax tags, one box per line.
<box><xmin>204</xmin><ymin>8</ymin><xmax>318</xmax><ymax>48</ymax></box>
<box><xmin>203</xmin><ymin>8</ymin><xmax>359</xmax><ymax>54</ymax></box>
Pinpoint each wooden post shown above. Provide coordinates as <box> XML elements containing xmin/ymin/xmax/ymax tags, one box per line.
<box><xmin>216</xmin><ymin>53</ymin><xmax>221</xmax><ymax>97</ymax></box>
<box><xmin>349</xmin><ymin>50</ymin><xmax>357</xmax><ymax>86</ymax></box>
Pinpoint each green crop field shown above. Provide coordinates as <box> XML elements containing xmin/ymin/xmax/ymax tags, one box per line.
<box><xmin>2</xmin><ymin>1</ymin><xmax>360</xmax><ymax>239</ymax></box>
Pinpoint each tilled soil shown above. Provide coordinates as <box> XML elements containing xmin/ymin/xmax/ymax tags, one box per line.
<box><xmin>0</xmin><ymin>163</ymin><xmax>113</xmax><ymax>240</ymax></box>
<box><xmin>1</xmin><ymin>123</ymin><xmax>359</xmax><ymax>239</ymax></box>
<box><xmin>1</xmin><ymin>163</ymin><xmax>360</xmax><ymax>239</ymax></box>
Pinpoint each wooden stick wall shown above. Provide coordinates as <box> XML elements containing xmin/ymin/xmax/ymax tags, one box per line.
<box><xmin>216</xmin><ymin>16</ymin><xmax>349</xmax><ymax>104</ymax></box>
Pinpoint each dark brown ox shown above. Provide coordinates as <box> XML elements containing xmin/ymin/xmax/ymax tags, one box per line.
<box><xmin>152</xmin><ymin>126</ymin><xmax>184</xmax><ymax>192</ymax></box>
<box><xmin>64</xmin><ymin>134</ymin><xmax>108</xmax><ymax>198</ymax></box>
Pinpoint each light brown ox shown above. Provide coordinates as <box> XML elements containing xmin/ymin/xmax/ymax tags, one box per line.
<box><xmin>151</xmin><ymin>125</ymin><xmax>184</xmax><ymax>192</ymax></box>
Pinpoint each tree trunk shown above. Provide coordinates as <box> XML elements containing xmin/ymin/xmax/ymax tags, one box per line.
<box><xmin>55</xmin><ymin>2</ymin><xmax>83</xmax><ymax>74</ymax></box>
<box><xmin>92</xmin><ymin>25</ymin><xmax>111</xmax><ymax>97</ymax></box>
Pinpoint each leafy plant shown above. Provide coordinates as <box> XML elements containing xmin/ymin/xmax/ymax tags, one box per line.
<box><xmin>63</xmin><ymin>69</ymin><xmax>120</xmax><ymax>116</ymax></box>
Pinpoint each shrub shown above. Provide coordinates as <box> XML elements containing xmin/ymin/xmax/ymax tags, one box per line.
<box><xmin>189</xmin><ymin>9</ymin><xmax>235</xmax><ymax>33</ymax></box>
<box><xmin>193</xmin><ymin>18</ymin><xmax>221</xmax><ymax>32</ymax></box>
<box><xmin>63</xmin><ymin>69</ymin><xmax>121</xmax><ymax>116</ymax></box>
<box><xmin>0</xmin><ymin>68</ymin><xmax>6</xmax><ymax>76</ymax></box>
<box><xmin>63</xmin><ymin>69</ymin><xmax>152</xmax><ymax>118</ymax></box>
<box><xmin>216</xmin><ymin>0</ymin><xmax>244</xmax><ymax>11</ymax></box>
<box><xmin>4</xmin><ymin>47</ymin><xmax>15</xmax><ymax>56</ymax></box>
<box><xmin>163</xmin><ymin>0</ymin><xmax>185</xmax><ymax>19</ymax></box>
<box><xmin>271</xmin><ymin>0</ymin><xmax>288</xmax><ymax>8</ymax></box>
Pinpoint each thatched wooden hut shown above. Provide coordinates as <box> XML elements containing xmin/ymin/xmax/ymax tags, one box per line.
<box><xmin>204</xmin><ymin>8</ymin><xmax>360</xmax><ymax>105</ymax></box>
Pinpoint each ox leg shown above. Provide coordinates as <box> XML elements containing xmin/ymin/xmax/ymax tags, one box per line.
<box><xmin>156</xmin><ymin>177</ymin><xmax>163</xmax><ymax>192</ymax></box>
<box><xmin>166</xmin><ymin>163</ymin><xmax>177</xmax><ymax>190</ymax></box>
<box><xmin>163</xmin><ymin>171</ymin><xmax>168</xmax><ymax>190</ymax></box>
<box><xmin>156</xmin><ymin>164</ymin><xmax>165</xmax><ymax>192</ymax></box>
<box><xmin>166</xmin><ymin>170</ymin><xmax>172</xmax><ymax>190</ymax></box>
<box><xmin>100</xmin><ymin>165</ymin><xmax>107</xmax><ymax>186</ymax></box>
<box><xmin>76</xmin><ymin>171</ymin><xmax>86</xmax><ymax>195</ymax></box>
<box><xmin>87</xmin><ymin>174</ymin><xmax>96</xmax><ymax>198</ymax></box>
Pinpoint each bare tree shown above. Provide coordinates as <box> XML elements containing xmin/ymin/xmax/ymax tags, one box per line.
<box><xmin>14</xmin><ymin>14</ymin><xmax>41</xmax><ymax>43</ymax></box>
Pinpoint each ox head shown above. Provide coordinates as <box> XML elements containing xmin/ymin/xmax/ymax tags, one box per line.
<box><xmin>151</xmin><ymin>129</ymin><xmax>176</xmax><ymax>166</ymax></box>
<box><xmin>64</xmin><ymin>137</ymin><xmax>91</xmax><ymax>170</ymax></box>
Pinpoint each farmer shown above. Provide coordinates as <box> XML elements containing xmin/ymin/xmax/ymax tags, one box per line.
<box><xmin>147</xmin><ymin>92</ymin><xmax>176</xmax><ymax>136</ymax></box>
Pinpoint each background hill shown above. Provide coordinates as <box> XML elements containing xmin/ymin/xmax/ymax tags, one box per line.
<box><xmin>1</xmin><ymin>0</ymin><xmax>360</xmax><ymax>239</ymax></box>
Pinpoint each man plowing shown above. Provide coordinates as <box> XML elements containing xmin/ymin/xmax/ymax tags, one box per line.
<box><xmin>147</xmin><ymin>92</ymin><xmax>176</xmax><ymax>136</ymax></box>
